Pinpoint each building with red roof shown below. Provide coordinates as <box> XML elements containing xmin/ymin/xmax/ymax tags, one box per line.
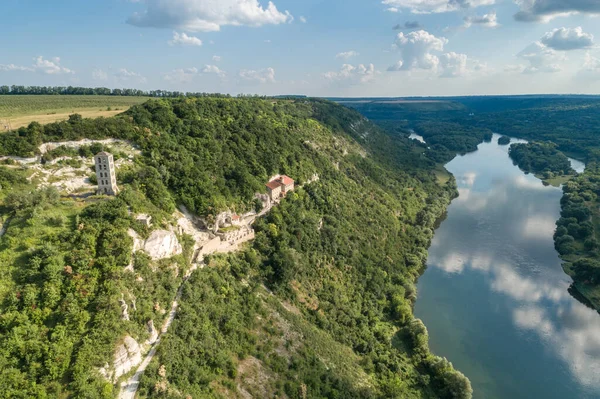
<box><xmin>266</xmin><ymin>175</ymin><xmax>295</xmax><ymax>201</ymax></box>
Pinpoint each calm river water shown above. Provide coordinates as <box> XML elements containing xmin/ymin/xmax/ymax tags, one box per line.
<box><xmin>414</xmin><ymin>134</ymin><xmax>600</xmax><ymax>399</ymax></box>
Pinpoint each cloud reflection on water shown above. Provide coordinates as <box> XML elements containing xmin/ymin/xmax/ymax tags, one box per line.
<box><xmin>427</xmin><ymin>167</ymin><xmax>600</xmax><ymax>391</ymax></box>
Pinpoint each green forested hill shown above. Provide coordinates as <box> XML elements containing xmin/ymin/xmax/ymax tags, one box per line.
<box><xmin>0</xmin><ymin>97</ymin><xmax>470</xmax><ymax>398</ymax></box>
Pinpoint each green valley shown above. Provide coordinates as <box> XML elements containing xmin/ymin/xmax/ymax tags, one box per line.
<box><xmin>345</xmin><ymin>96</ymin><xmax>600</xmax><ymax>315</ymax></box>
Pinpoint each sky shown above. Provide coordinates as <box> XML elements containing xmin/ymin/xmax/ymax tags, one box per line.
<box><xmin>2</xmin><ymin>0</ymin><xmax>600</xmax><ymax>97</ymax></box>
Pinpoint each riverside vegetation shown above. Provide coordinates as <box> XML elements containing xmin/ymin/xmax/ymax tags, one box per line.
<box><xmin>508</xmin><ymin>141</ymin><xmax>576</xmax><ymax>186</ymax></box>
<box><xmin>0</xmin><ymin>96</ymin><xmax>472</xmax><ymax>398</ymax></box>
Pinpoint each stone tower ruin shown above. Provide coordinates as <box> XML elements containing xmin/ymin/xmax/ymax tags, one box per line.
<box><xmin>95</xmin><ymin>152</ymin><xmax>119</xmax><ymax>195</ymax></box>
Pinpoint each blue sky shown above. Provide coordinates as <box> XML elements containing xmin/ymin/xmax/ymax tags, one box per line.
<box><xmin>2</xmin><ymin>0</ymin><xmax>600</xmax><ymax>96</ymax></box>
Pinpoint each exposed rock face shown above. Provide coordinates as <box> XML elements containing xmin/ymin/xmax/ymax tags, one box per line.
<box><xmin>0</xmin><ymin>155</ymin><xmax>38</xmax><ymax>165</ymax></box>
<box><xmin>176</xmin><ymin>210</ymin><xmax>211</xmax><ymax>247</ymax></box>
<box><xmin>98</xmin><ymin>363</ymin><xmax>113</xmax><ymax>382</ymax></box>
<box><xmin>38</xmin><ymin>138</ymin><xmax>139</xmax><ymax>155</ymax></box>
<box><xmin>113</xmin><ymin>336</ymin><xmax>143</xmax><ymax>381</ymax></box>
<box><xmin>128</xmin><ymin>229</ymin><xmax>144</xmax><ymax>252</ymax></box>
<box><xmin>145</xmin><ymin>320</ymin><xmax>159</xmax><ymax>345</ymax></box>
<box><xmin>128</xmin><ymin>228</ymin><xmax>183</xmax><ymax>262</ymax></box>
<box><xmin>143</xmin><ymin>230</ymin><xmax>182</xmax><ymax>260</ymax></box>
<box><xmin>119</xmin><ymin>297</ymin><xmax>130</xmax><ymax>321</ymax></box>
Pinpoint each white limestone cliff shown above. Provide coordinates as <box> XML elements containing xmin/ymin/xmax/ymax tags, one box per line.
<box><xmin>143</xmin><ymin>230</ymin><xmax>183</xmax><ymax>260</ymax></box>
<box><xmin>127</xmin><ymin>228</ymin><xmax>183</xmax><ymax>262</ymax></box>
<box><xmin>113</xmin><ymin>336</ymin><xmax>143</xmax><ymax>381</ymax></box>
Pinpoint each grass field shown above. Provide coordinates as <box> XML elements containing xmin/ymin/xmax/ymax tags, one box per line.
<box><xmin>539</xmin><ymin>173</ymin><xmax>574</xmax><ymax>187</ymax></box>
<box><xmin>0</xmin><ymin>95</ymin><xmax>149</xmax><ymax>129</ymax></box>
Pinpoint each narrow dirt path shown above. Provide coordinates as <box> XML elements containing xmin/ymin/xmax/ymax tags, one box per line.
<box><xmin>118</xmin><ymin>212</ymin><xmax>258</xmax><ymax>398</ymax></box>
<box><xmin>118</xmin><ymin>270</ymin><xmax>187</xmax><ymax>399</ymax></box>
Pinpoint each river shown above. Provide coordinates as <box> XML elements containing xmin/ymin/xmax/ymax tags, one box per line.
<box><xmin>414</xmin><ymin>134</ymin><xmax>600</xmax><ymax>399</ymax></box>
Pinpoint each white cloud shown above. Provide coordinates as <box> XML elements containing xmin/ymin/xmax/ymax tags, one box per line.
<box><xmin>471</xmin><ymin>59</ymin><xmax>492</xmax><ymax>73</ymax></box>
<box><xmin>212</xmin><ymin>55</ymin><xmax>221</xmax><ymax>62</ymax></box>
<box><xmin>388</xmin><ymin>30</ymin><xmax>447</xmax><ymax>71</ymax></box>
<box><xmin>202</xmin><ymin>64</ymin><xmax>226</xmax><ymax>78</ymax></box>
<box><xmin>114</xmin><ymin>68</ymin><xmax>147</xmax><ymax>83</ymax></box>
<box><xmin>540</xmin><ymin>27</ymin><xmax>594</xmax><ymax>51</ymax></box>
<box><xmin>504</xmin><ymin>64</ymin><xmax>527</xmax><ymax>73</ymax></box>
<box><xmin>336</xmin><ymin>51</ymin><xmax>360</xmax><ymax>60</ymax></box>
<box><xmin>516</xmin><ymin>41</ymin><xmax>565</xmax><ymax>74</ymax></box>
<box><xmin>382</xmin><ymin>0</ymin><xmax>495</xmax><ymax>14</ymax></box>
<box><xmin>163</xmin><ymin>65</ymin><xmax>226</xmax><ymax>83</ymax></box>
<box><xmin>92</xmin><ymin>68</ymin><xmax>108</xmax><ymax>81</ymax></box>
<box><xmin>439</xmin><ymin>52</ymin><xmax>468</xmax><ymax>77</ymax></box>
<box><xmin>464</xmin><ymin>11</ymin><xmax>499</xmax><ymax>28</ymax></box>
<box><xmin>0</xmin><ymin>64</ymin><xmax>34</xmax><ymax>72</ymax></box>
<box><xmin>514</xmin><ymin>0</ymin><xmax>600</xmax><ymax>23</ymax></box>
<box><xmin>299</xmin><ymin>16</ymin><xmax>307</xmax><ymax>23</ymax></box>
<box><xmin>33</xmin><ymin>56</ymin><xmax>74</xmax><ymax>75</ymax></box>
<box><xmin>578</xmin><ymin>52</ymin><xmax>600</xmax><ymax>80</ymax></box>
<box><xmin>0</xmin><ymin>56</ymin><xmax>74</xmax><ymax>74</ymax></box>
<box><xmin>324</xmin><ymin>64</ymin><xmax>379</xmax><ymax>84</ymax></box>
<box><xmin>164</xmin><ymin>67</ymin><xmax>199</xmax><ymax>83</ymax></box>
<box><xmin>128</xmin><ymin>0</ymin><xmax>293</xmax><ymax>32</ymax></box>
<box><xmin>168</xmin><ymin>31</ymin><xmax>203</xmax><ymax>46</ymax></box>
<box><xmin>239</xmin><ymin>67</ymin><xmax>276</xmax><ymax>83</ymax></box>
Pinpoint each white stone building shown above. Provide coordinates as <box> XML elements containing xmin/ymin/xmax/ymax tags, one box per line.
<box><xmin>95</xmin><ymin>152</ymin><xmax>119</xmax><ymax>195</ymax></box>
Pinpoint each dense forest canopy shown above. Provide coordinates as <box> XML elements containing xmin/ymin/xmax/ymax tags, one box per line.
<box><xmin>0</xmin><ymin>97</ymin><xmax>472</xmax><ymax>398</ymax></box>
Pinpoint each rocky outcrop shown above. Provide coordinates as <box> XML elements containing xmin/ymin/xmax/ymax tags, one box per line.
<box><xmin>143</xmin><ymin>230</ymin><xmax>182</xmax><ymax>260</ymax></box>
<box><xmin>145</xmin><ymin>320</ymin><xmax>159</xmax><ymax>345</ymax></box>
<box><xmin>113</xmin><ymin>336</ymin><xmax>143</xmax><ymax>381</ymax></box>
<box><xmin>176</xmin><ymin>209</ymin><xmax>211</xmax><ymax>247</ymax></box>
<box><xmin>119</xmin><ymin>297</ymin><xmax>130</xmax><ymax>321</ymax></box>
<box><xmin>0</xmin><ymin>155</ymin><xmax>39</xmax><ymax>165</ymax></box>
<box><xmin>38</xmin><ymin>138</ymin><xmax>138</xmax><ymax>155</ymax></box>
<box><xmin>128</xmin><ymin>229</ymin><xmax>144</xmax><ymax>252</ymax></box>
<box><xmin>128</xmin><ymin>228</ymin><xmax>183</xmax><ymax>262</ymax></box>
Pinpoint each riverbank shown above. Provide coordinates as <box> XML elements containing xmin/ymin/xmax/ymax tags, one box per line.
<box><xmin>553</xmin><ymin>165</ymin><xmax>600</xmax><ymax>314</ymax></box>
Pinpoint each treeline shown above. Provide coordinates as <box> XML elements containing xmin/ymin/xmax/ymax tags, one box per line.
<box><xmin>509</xmin><ymin>141</ymin><xmax>575</xmax><ymax>179</ymax></box>
<box><xmin>0</xmin><ymin>85</ymin><xmax>232</xmax><ymax>98</ymax></box>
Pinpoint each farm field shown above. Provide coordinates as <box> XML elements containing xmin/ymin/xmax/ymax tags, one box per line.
<box><xmin>0</xmin><ymin>95</ymin><xmax>149</xmax><ymax>129</ymax></box>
